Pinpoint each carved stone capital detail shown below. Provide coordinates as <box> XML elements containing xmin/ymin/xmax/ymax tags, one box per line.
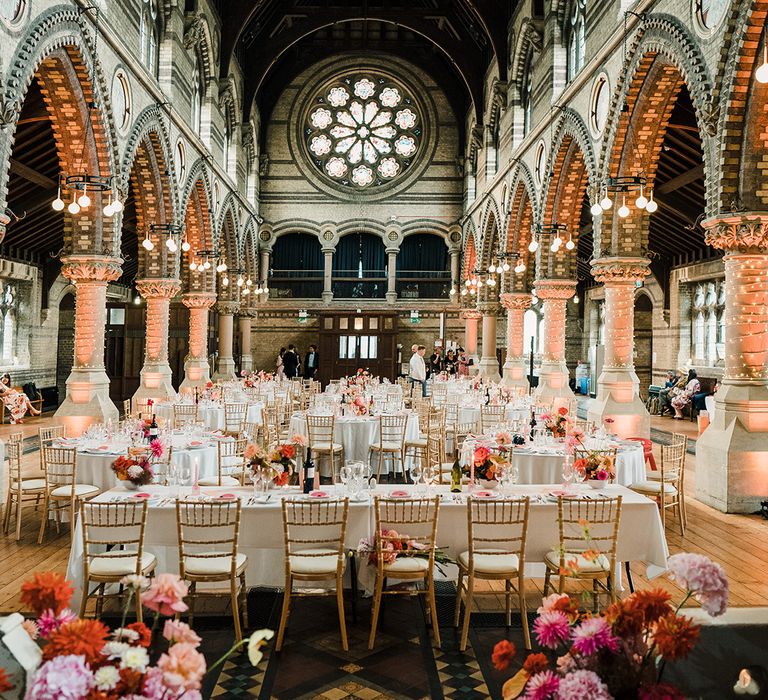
<box><xmin>500</xmin><ymin>293</ymin><xmax>532</xmax><ymax>311</ymax></box>
<box><xmin>136</xmin><ymin>278</ymin><xmax>182</xmax><ymax>300</ymax></box>
<box><xmin>477</xmin><ymin>301</ymin><xmax>501</xmax><ymax>316</ymax></box>
<box><xmin>239</xmin><ymin>307</ymin><xmax>258</xmax><ymax>318</ymax></box>
<box><xmin>461</xmin><ymin>309</ymin><xmax>483</xmax><ymax>321</ymax></box>
<box><xmin>61</xmin><ymin>255</ymin><xmax>123</xmax><ymax>283</ymax></box>
<box><xmin>182</xmin><ymin>293</ymin><xmax>217</xmax><ymax>310</ymax></box>
<box><xmin>702</xmin><ymin>213</ymin><xmax>768</xmax><ymax>253</ymax></box>
<box><xmin>590</xmin><ymin>257</ymin><xmax>651</xmax><ymax>284</ymax></box>
<box><xmin>216</xmin><ymin>301</ymin><xmax>241</xmax><ymax>316</ymax></box>
<box><xmin>533</xmin><ymin>279</ymin><xmax>577</xmax><ymax>300</ymax></box>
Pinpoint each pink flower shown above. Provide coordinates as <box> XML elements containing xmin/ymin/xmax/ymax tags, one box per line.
<box><xmin>667</xmin><ymin>553</ymin><xmax>728</xmax><ymax>616</ymax></box>
<box><xmin>495</xmin><ymin>431</ymin><xmax>513</xmax><ymax>446</ymax></box>
<box><xmin>557</xmin><ymin>670</ymin><xmax>612</xmax><ymax>700</ymax></box>
<box><xmin>291</xmin><ymin>433</ymin><xmax>307</xmax><ymax>447</ymax></box>
<box><xmin>473</xmin><ymin>446</ymin><xmax>490</xmax><ymax>466</ymax></box>
<box><xmin>157</xmin><ymin>642</ymin><xmax>206</xmax><ymax>693</ymax></box>
<box><xmin>26</xmin><ymin>655</ymin><xmax>94</xmax><ymax>699</ymax></box>
<box><xmin>533</xmin><ymin>610</ymin><xmax>571</xmax><ymax>649</ymax></box>
<box><xmin>555</xmin><ymin>652</ymin><xmax>577</xmax><ymax>674</ymax></box>
<box><xmin>524</xmin><ymin>670</ymin><xmax>560</xmax><ymax>699</ymax></box>
<box><xmin>570</xmin><ymin>617</ymin><xmax>619</xmax><ymax>656</ymax></box>
<box><xmin>596</xmin><ymin>469</ymin><xmax>609</xmax><ymax>481</ymax></box>
<box><xmin>537</xmin><ymin>593</ymin><xmax>570</xmax><ymax>614</ymax></box>
<box><xmin>142</xmin><ymin>573</ymin><xmax>188</xmax><ymax>616</ymax></box>
<box><xmin>150</xmin><ymin>438</ymin><xmax>165</xmax><ymax>459</ymax></box>
<box><xmin>37</xmin><ymin>608</ymin><xmax>77</xmax><ymax>638</ymax></box>
<box><xmin>162</xmin><ymin>620</ymin><xmax>202</xmax><ymax>647</ymax></box>
<box><xmin>240</xmin><ymin>370</ymin><xmax>247</xmax><ymax>377</ymax></box>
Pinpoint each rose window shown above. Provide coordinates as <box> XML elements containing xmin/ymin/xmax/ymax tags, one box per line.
<box><xmin>305</xmin><ymin>74</ymin><xmax>422</xmax><ymax>189</ymax></box>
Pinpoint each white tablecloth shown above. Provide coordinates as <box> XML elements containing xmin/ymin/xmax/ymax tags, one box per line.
<box><xmin>289</xmin><ymin>413</ymin><xmax>420</xmax><ymax>476</ymax></box>
<box><xmin>457</xmin><ymin>404</ymin><xmax>529</xmax><ymax>428</ymax></box>
<box><xmin>66</xmin><ymin>483</ymin><xmax>668</xmax><ymax>608</ymax></box>
<box><xmin>154</xmin><ymin>402</ymin><xmax>262</xmax><ymax>431</ymax></box>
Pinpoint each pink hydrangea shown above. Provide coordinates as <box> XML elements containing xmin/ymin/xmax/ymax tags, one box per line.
<box><xmin>142</xmin><ymin>573</ymin><xmax>188</xmax><ymax>616</ymax></box>
<box><xmin>524</xmin><ymin>670</ymin><xmax>560</xmax><ymax>699</ymax></box>
<box><xmin>557</xmin><ymin>670</ymin><xmax>612</xmax><ymax>700</ymax></box>
<box><xmin>667</xmin><ymin>553</ymin><xmax>728</xmax><ymax>616</ymax></box>
<box><xmin>157</xmin><ymin>642</ymin><xmax>206</xmax><ymax>693</ymax></box>
<box><xmin>570</xmin><ymin>617</ymin><xmax>619</xmax><ymax>656</ymax></box>
<box><xmin>533</xmin><ymin>610</ymin><xmax>571</xmax><ymax>649</ymax></box>
<box><xmin>26</xmin><ymin>655</ymin><xmax>94</xmax><ymax>699</ymax></box>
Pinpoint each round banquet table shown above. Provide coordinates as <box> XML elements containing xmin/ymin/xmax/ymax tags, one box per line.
<box><xmin>154</xmin><ymin>401</ymin><xmax>262</xmax><ymax>431</ymax></box>
<box><xmin>457</xmin><ymin>404</ymin><xmax>529</xmax><ymax>428</ymax></box>
<box><xmin>289</xmin><ymin>412</ymin><xmax>421</xmax><ymax>477</ymax></box>
<box><xmin>460</xmin><ymin>439</ymin><xmax>645</xmax><ymax>487</ymax></box>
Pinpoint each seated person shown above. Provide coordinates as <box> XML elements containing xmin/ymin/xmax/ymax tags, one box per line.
<box><xmin>0</xmin><ymin>373</ymin><xmax>41</xmax><ymax>424</ymax></box>
<box><xmin>656</xmin><ymin>370</ymin><xmax>679</xmax><ymax>416</ymax></box>
<box><xmin>672</xmin><ymin>369</ymin><xmax>700</xmax><ymax>419</ymax></box>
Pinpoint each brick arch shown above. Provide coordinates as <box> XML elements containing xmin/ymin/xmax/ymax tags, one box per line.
<box><xmin>180</xmin><ymin>157</ymin><xmax>214</xmax><ymax>222</ymax></box>
<box><xmin>478</xmin><ymin>197</ymin><xmax>502</xmax><ymax>270</ymax></box>
<box><xmin>241</xmin><ymin>220</ymin><xmax>259</xmax><ymax>283</ymax></box>
<box><xmin>714</xmin><ymin>0</ymin><xmax>768</xmax><ymax>212</ymax></box>
<box><xmin>506</xmin><ymin>178</ymin><xmax>535</xmax><ymax>293</ymax></box>
<box><xmin>182</xmin><ymin>179</ymin><xmax>214</xmax><ymax>295</ymax></box>
<box><xmin>463</xmin><ymin>229</ymin><xmax>477</xmax><ymax>278</ymax></box>
<box><xmin>217</xmin><ymin>195</ymin><xmax>241</xmax><ymax>270</ymax></box>
<box><xmin>543</xmin><ymin>108</ymin><xmax>598</xmax><ymax>205</ymax></box>
<box><xmin>184</xmin><ymin>13</ymin><xmax>215</xmax><ymax>86</ymax></box>
<box><xmin>539</xmin><ymin>134</ymin><xmax>588</xmax><ymax>280</ymax></box>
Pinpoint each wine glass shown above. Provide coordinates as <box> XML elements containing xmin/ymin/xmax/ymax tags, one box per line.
<box><xmin>340</xmin><ymin>464</ymin><xmax>353</xmax><ymax>493</ymax></box>
<box><xmin>179</xmin><ymin>463</ymin><xmax>192</xmax><ymax>489</ymax></box>
<box><xmin>561</xmin><ymin>455</ymin><xmax>575</xmax><ymax>492</ymax></box>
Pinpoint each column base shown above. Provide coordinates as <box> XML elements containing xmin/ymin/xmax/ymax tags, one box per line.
<box><xmin>477</xmin><ymin>356</ymin><xmax>501</xmax><ymax>383</ymax></box>
<box><xmin>213</xmin><ymin>356</ymin><xmax>236</xmax><ymax>381</ymax></box>
<box><xmin>241</xmin><ymin>355</ymin><xmax>254</xmax><ymax>372</ymax></box>
<box><xmin>535</xmin><ymin>360</ymin><xmax>575</xmax><ymax>405</ymax></box>
<box><xmin>695</xmin><ymin>383</ymin><xmax>768</xmax><ymax>513</ymax></box>
<box><xmin>55</xmin><ymin>368</ymin><xmax>119</xmax><ymax>436</ymax></box>
<box><xmin>179</xmin><ymin>357</ymin><xmax>212</xmax><ymax>394</ymax></box>
<box><xmin>322</xmin><ymin>291</ymin><xmax>333</xmax><ymax>304</ymax></box>
<box><xmin>501</xmin><ymin>359</ymin><xmax>530</xmax><ymax>389</ymax></box>
<box><xmin>133</xmin><ymin>362</ymin><xmax>178</xmax><ymax>404</ymax></box>
<box><xmin>587</xmin><ymin>367</ymin><xmax>650</xmax><ymax>438</ymax></box>
<box><xmin>386</xmin><ymin>291</ymin><xmax>397</xmax><ymax>304</ymax></box>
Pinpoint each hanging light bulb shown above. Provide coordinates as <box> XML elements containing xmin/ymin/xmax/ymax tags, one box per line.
<box><xmin>553</xmin><ymin>232</ymin><xmax>563</xmax><ymax>247</ymax></box>
<box><xmin>600</xmin><ymin>191</ymin><xmax>612</xmax><ymax>210</ymax></box>
<box><xmin>220</xmin><ymin>261</ymin><xmax>227</xmax><ymax>272</ymax></box>
<box><xmin>573</xmin><ymin>294</ymin><xmax>580</xmax><ymax>304</ymax></box>
<box><xmin>242</xmin><ymin>287</ymin><xmax>250</xmax><ymax>295</ymax></box>
<box><xmin>237</xmin><ymin>275</ymin><xmax>244</xmax><ymax>287</ymax></box>
<box><xmin>635</xmin><ymin>186</ymin><xmax>648</xmax><ymax>209</ymax></box>
<box><xmin>112</xmin><ymin>197</ymin><xmax>123</xmax><ymax>213</ymax></box>
<box><xmin>502</xmin><ymin>261</ymin><xmax>510</xmax><ymax>272</ymax></box>
<box><xmin>460</xmin><ymin>288</ymin><xmax>467</xmax><ymax>296</ymax></box>
<box><xmin>464</xmin><ymin>279</ymin><xmax>471</xmax><ymax>287</ymax></box>
<box><xmin>77</xmin><ymin>192</ymin><xmax>91</xmax><ymax>209</ymax></box>
<box><xmin>757</xmin><ymin>40</ymin><xmax>768</xmax><ymax>83</ymax></box>
<box><xmin>189</xmin><ymin>260</ymin><xmax>196</xmax><ymax>270</ymax></box>
<box><xmin>263</xmin><ymin>286</ymin><xmax>269</xmax><ymax>294</ymax></box>
<box><xmin>246</xmin><ymin>277</ymin><xmax>253</xmax><ymax>286</ymax></box>
<box><xmin>531</xmin><ymin>295</ymin><xmax>538</xmax><ymax>305</ymax></box>
<box><xmin>52</xmin><ymin>183</ymin><xmax>65</xmax><ymax>211</ymax></box>
<box><xmin>488</xmin><ymin>262</ymin><xmax>496</xmax><ymax>274</ymax></box>
<box><xmin>487</xmin><ymin>277</ymin><xmax>496</xmax><ymax>287</ymax></box>
<box><xmin>134</xmin><ymin>296</ymin><xmax>141</xmax><ymax>305</ymax></box>
<box><xmin>565</xmin><ymin>235</ymin><xmax>575</xmax><ymax>251</ymax></box>
<box><xmin>142</xmin><ymin>233</ymin><xmax>154</xmax><ymax>251</ymax></box>
<box><xmin>103</xmin><ymin>202</ymin><xmax>114</xmax><ymax>217</ymax></box>
<box><xmin>590</xmin><ymin>201</ymin><xmax>602</xmax><ymax>216</ymax></box>
<box><xmin>449</xmin><ymin>287</ymin><xmax>456</xmax><ymax>295</ymax></box>
<box><xmin>165</xmin><ymin>236</ymin><xmax>175</xmax><ymax>251</ymax></box>
<box><xmin>476</xmin><ymin>279</ymin><xmax>483</xmax><ymax>288</ymax></box>
<box><xmin>181</xmin><ymin>238</ymin><xmax>191</xmax><ymax>252</ymax></box>
<box><xmin>618</xmin><ymin>196</ymin><xmax>630</xmax><ymax>218</ymax></box>
<box><xmin>68</xmin><ymin>192</ymin><xmax>81</xmax><ymax>215</ymax></box>
<box><xmin>645</xmin><ymin>192</ymin><xmax>658</xmax><ymax>213</ymax></box>
<box><xmin>203</xmin><ymin>260</ymin><xmax>211</xmax><ymax>270</ymax></box>
<box><xmin>197</xmin><ymin>262</ymin><xmax>206</xmax><ymax>272</ymax></box>
<box><xmin>528</xmin><ymin>239</ymin><xmax>539</xmax><ymax>253</ymax></box>
<box><xmin>550</xmin><ymin>241</ymin><xmax>560</xmax><ymax>252</ymax></box>
<box><xmin>469</xmin><ymin>287</ymin><xmax>476</xmax><ymax>295</ymax></box>
<box><xmin>515</xmin><ymin>261</ymin><xmax>526</xmax><ymax>273</ymax></box>
<box><xmin>222</xmin><ymin>276</ymin><xmax>229</xmax><ymax>286</ymax></box>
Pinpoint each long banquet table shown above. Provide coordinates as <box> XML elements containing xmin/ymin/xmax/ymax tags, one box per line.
<box><xmin>66</xmin><ymin>483</ymin><xmax>668</xmax><ymax>608</ymax></box>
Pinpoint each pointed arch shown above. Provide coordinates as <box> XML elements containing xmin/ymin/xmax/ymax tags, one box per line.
<box><xmin>463</xmin><ymin>228</ymin><xmax>478</xmax><ymax>279</ymax></box>
<box><xmin>217</xmin><ymin>192</ymin><xmax>241</xmax><ymax>267</ymax></box>
<box><xmin>478</xmin><ymin>196</ymin><xmax>502</xmax><ymax>270</ymax></box>
<box><xmin>506</xmin><ymin>167</ymin><xmax>537</xmax><ymax>292</ymax></box>
<box><xmin>183</xmin><ymin>13</ymin><xmax>215</xmax><ymax>86</ymax></box>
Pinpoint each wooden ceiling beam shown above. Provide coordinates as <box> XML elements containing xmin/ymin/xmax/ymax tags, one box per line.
<box><xmin>657</xmin><ymin>164</ymin><xmax>705</xmax><ymax>194</ymax></box>
<box><xmin>9</xmin><ymin>158</ymin><xmax>57</xmax><ymax>189</ymax></box>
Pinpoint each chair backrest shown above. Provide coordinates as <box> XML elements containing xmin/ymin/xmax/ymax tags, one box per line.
<box><xmin>149</xmin><ymin>446</ymin><xmax>174</xmax><ymax>486</ymax></box>
<box><xmin>373</xmin><ymin>496</ymin><xmax>439</xmax><ymax>570</ymax></box>
<box><xmin>281</xmin><ymin>498</ymin><xmax>349</xmax><ymax>571</ymax></box>
<box><xmin>122</xmin><ymin>399</ymin><xmax>132</xmax><ymax>418</ymax></box>
<box><xmin>412</xmin><ymin>398</ymin><xmax>431</xmax><ymax>426</ymax></box>
<box><xmin>176</xmin><ymin>499</ymin><xmax>242</xmax><ymax>576</ymax></box>
<box><xmin>480</xmin><ymin>405</ymin><xmax>507</xmax><ymax>433</ymax></box>
<box><xmin>467</xmin><ymin>496</ymin><xmax>530</xmax><ymax>570</ymax></box>
<box><xmin>262</xmin><ymin>405</ymin><xmax>280</xmax><ymax>445</ymax></box>
<box><xmin>8</xmin><ymin>431</ymin><xmax>23</xmax><ymax>447</ymax></box>
<box><xmin>378</xmin><ymin>414</ymin><xmax>407</xmax><ymax>447</ymax></box>
<box><xmin>42</xmin><ymin>445</ymin><xmax>78</xmax><ymax>490</ymax></box>
<box><xmin>39</xmin><ymin>425</ymin><xmax>65</xmax><ymax>446</ymax></box>
<box><xmin>556</xmin><ymin>495</ymin><xmax>622</xmax><ymax>568</ymax></box>
<box><xmin>136</xmin><ymin>401</ymin><xmax>153</xmax><ymax>419</ymax></box>
<box><xmin>572</xmin><ymin>419</ymin><xmax>596</xmax><ymax>436</ymax></box>
<box><xmin>174</xmin><ymin>404</ymin><xmax>199</xmax><ymax>427</ymax></box>
<box><xmin>81</xmin><ymin>500</ymin><xmax>148</xmax><ymax>573</ymax></box>
<box><xmin>660</xmin><ymin>440</ymin><xmax>686</xmax><ymax>485</ymax></box>
<box><xmin>224</xmin><ymin>403</ymin><xmax>248</xmax><ymax>433</ymax></box>
<box><xmin>218</xmin><ymin>437</ymin><xmax>248</xmax><ymax>482</ymax></box>
<box><xmin>7</xmin><ymin>441</ymin><xmax>21</xmax><ymax>484</ymax></box>
<box><xmin>306</xmin><ymin>415</ymin><xmax>335</xmax><ymax>446</ymax></box>
<box><xmin>241</xmin><ymin>421</ymin><xmax>260</xmax><ymax>442</ymax></box>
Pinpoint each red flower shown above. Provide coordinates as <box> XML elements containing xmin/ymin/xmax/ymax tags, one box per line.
<box><xmin>653</xmin><ymin>614</ymin><xmax>700</xmax><ymax>661</ymax></box>
<box><xmin>522</xmin><ymin>652</ymin><xmax>548</xmax><ymax>675</ymax></box>
<box><xmin>20</xmin><ymin>572</ymin><xmax>73</xmax><ymax>616</ymax></box>
<box><xmin>491</xmin><ymin>639</ymin><xmax>516</xmax><ymax>671</ymax></box>
<box><xmin>0</xmin><ymin>668</ymin><xmax>13</xmax><ymax>693</ymax></box>
<box><xmin>126</xmin><ymin>621</ymin><xmax>152</xmax><ymax>648</ymax></box>
<box><xmin>557</xmin><ymin>406</ymin><xmax>568</xmax><ymax>416</ymax></box>
<box><xmin>473</xmin><ymin>446</ymin><xmax>490</xmax><ymax>466</ymax></box>
<box><xmin>275</xmin><ymin>471</ymin><xmax>290</xmax><ymax>487</ymax></box>
<box><xmin>43</xmin><ymin>618</ymin><xmax>110</xmax><ymax>666</ymax></box>
<box><xmin>627</xmin><ymin>588</ymin><xmax>672</xmax><ymax>625</ymax></box>
<box><xmin>639</xmin><ymin>683</ymin><xmax>685</xmax><ymax>700</ymax></box>
<box><xmin>280</xmin><ymin>444</ymin><xmax>296</xmax><ymax>460</ymax></box>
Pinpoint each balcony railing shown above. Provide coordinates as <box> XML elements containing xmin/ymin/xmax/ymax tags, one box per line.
<box><xmin>269</xmin><ymin>269</ymin><xmax>323</xmax><ymax>298</ymax></box>
<box><xmin>332</xmin><ymin>270</ymin><xmax>386</xmax><ymax>299</ymax></box>
<box><xmin>396</xmin><ymin>270</ymin><xmax>450</xmax><ymax>299</ymax></box>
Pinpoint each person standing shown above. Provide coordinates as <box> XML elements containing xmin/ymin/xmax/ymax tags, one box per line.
<box><xmin>457</xmin><ymin>347</ymin><xmax>469</xmax><ymax>377</ymax></box>
<box><xmin>283</xmin><ymin>344</ymin><xmax>299</xmax><ymax>379</ymax></box>
<box><xmin>409</xmin><ymin>345</ymin><xmax>427</xmax><ymax>398</ymax></box>
<box><xmin>304</xmin><ymin>344</ymin><xmax>319</xmax><ymax>379</ymax></box>
<box><xmin>428</xmin><ymin>347</ymin><xmax>443</xmax><ymax>377</ymax></box>
<box><xmin>276</xmin><ymin>347</ymin><xmax>286</xmax><ymax>379</ymax></box>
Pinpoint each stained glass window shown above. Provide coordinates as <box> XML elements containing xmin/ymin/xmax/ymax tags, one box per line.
<box><xmin>305</xmin><ymin>74</ymin><xmax>422</xmax><ymax>189</ymax></box>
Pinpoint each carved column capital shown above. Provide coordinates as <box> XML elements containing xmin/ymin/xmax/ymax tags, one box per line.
<box><xmin>136</xmin><ymin>278</ymin><xmax>182</xmax><ymax>299</ymax></box>
<box><xmin>181</xmin><ymin>292</ymin><xmax>217</xmax><ymax>310</ymax></box>
<box><xmin>477</xmin><ymin>300</ymin><xmax>501</xmax><ymax>315</ymax></box>
<box><xmin>703</xmin><ymin>213</ymin><xmax>768</xmax><ymax>253</ymax></box>
<box><xmin>590</xmin><ymin>257</ymin><xmax>650</xmax><ymax>284</ymax></box>
<box><xmin>533</xmin><ymin>278</ymin><xmax>577</xmax><ymax>300</ymax></box>
<box><xmin>61</xmin><ymin>255</ymin><xmax>123</xmax><ymax>283</ymax></box>
<box><xmin>500</xmin><ymin>292</ymin><xmax>532</xmax><ymax>311</ymax></box>
<box><xmin>239</xmin><ymin>307</ymin><xmax>258</xmax><ymax>318</ymax></box>
<box><xmin>216</xmin><ymin>301</ymin><xmax>240</xmax><ymax>316</ymax></box>
<box><xmin>461</xmin><ymin>309</ymin><xmax>483</xmax><ymax>321</ymax></box>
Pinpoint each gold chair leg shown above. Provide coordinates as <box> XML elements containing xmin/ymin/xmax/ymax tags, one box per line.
<box><xmin>240</xmin><ymin>573</ymin><xmax>249</xmax><ymax>630</ymax></box>
<box><xmin>558</xmin><ymin>574</ymin><xmax>565</xmax><ymax>595</ymax></box>
<box><xmin>15</xmin><ymin>494</ymin><xmax>23</xmax><ymax>541</ymax></box>
<box><xmin>2</xmin><ymin>491</ymin><xmax>11</xmax><ymax>533</ymax></box>
<box><xmin>592</xmin><ymin>579</ymin><xmax>599</xmax><ymax>613</ymax></box>
<box><xmin>453</xmin><ymin>570</ymin><xmax>464</xmax><ymax>627</ymax></box>
<box><xmin>336</xmin><ymin>575</ymin><xmax>348</xmax><ymax>652</ymax></box>
<box><xmin>459</xmin><ymin>575</ymin><xmax>474</xmax><ymax>651</ymax></box>
<box><xmin>188</xmin><ymin>582</ymin><xmax>196</xmax><ymax>627</ymax></box>
<box><xmin>543</xmin><ymin>568</ymin><xmax>551</xmax><ymax>597</ymax></box>
<box><xmin>95</xmin><ymin>583</ymin><xmax>105</xmax><ymax>619</ymax></box>
<box><xmin>368</xmin><ymin>574</ymin><xmax>385</xmax><ymax>649</ymax></box>
<box><xmin>505</xmin><ymin>579</ymin><xmax>512</xmax><ymax>627</ymax></box>
<box><xmin>37</xmin><ymin>495</ymin><xmax>49</xmax><ymax>544</ymax></box>
<box><xmin>276</xmin><ymin>576</ymin><xmax>292</xmax><ymax>651</ymax></box>
<box><xmin>427</xmin><ymin>576</ymin><xmax>442</xmax><ymax>649</ymax></box>
<box><xmin>519</xmin><ymin>585</ymin><xmax>531</xmax><ymax>649</ymax></box>
<box><xmin>230</xmin><ymin>578</ymin><xmax>243</xmax><ymax>643</ymax></box>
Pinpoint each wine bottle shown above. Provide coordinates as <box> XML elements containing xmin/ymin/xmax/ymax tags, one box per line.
<box><xmin>303</xmin><ymin>448</ymin><xmax>315</xmax><ymax>494</ymax></box>
<box><xmin>148</xmin><ymin>414</ymin><xmax>159</xmax><ymax>442</ymax></box>
<box><xmin>450</xmin><ymin>447</ymin><xmax>462</xmax><ymax>493</ymax></box>
<box><xmin>529</xmin><ymin>407</ymin><xmax>537</xmax><ymax>441</ymax></box>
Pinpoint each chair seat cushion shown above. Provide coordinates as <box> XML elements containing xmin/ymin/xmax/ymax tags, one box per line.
<box><xmin>544</xmin><ymin>550</ymin><xmax>610</xmax><ymax>574</ymax></box>
<box><xmin>198</xmin><ymin>475</ymin><xmax>241</xmax><ymax>487</ymax></box>
<box><xmin>12</xmin><ymin>478</ymin><xmax>47</xmax><ymax>491</ymax></box>
<box><xmin>383</xmin><ymin>555</ymin><xmax>429</xmax><ymax>574</ymax></box>
<box><xmin>458</xmin><ymin>549</ymin><xmax>519</xmax><ymax>575</ymax></box>
<box><xmin>51</xmin><ymin>483</ymin><xmax>100</xmax><ymax>498</ymax></box>
<box><xmin>312</xmin><ymin>442</ymin><xmax>343</xmax><ymax>453</ymax></box>
<box><xmin>289</xmin><ymin>547</ymin><xmax>345</xmax><ymax>576</ymax></box>
<box><xmin>377</xmin><ymin>441</ymin><xmax>403</xmax><ymax>452</ymax></box>
<box><xmin>405</xmin><ymin>438</ymin><xmax>427</xmax><ymax>448</ymax></box>
<box><xmin>89</xmin><ymin>551</ymin><xmax>156</xmax><ymax>578</ymax></box>
<box><xmin>630</xmin><ymin>480</ymin><xmax>678</xmax><ymax>495</ymax></box>
<box><xmin>184</xmin><ymin>551</ymin><xmax>248</xmax><ymax>577</ymax></box>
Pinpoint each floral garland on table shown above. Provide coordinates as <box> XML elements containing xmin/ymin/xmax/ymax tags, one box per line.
<box><xmin>358</xmin><ymin>530</ymin><xmax>452</xmax><ymax>574</ymax></box>
<box><xmin>245</xmin><ymin>434</ymin><xmax>306</xmax><ymax>486</ymax></box>
<box><xmin>240</xmin><ymin>369</ymin><xmax>274</xmax><ymax>387</ymax></box>
<box><xmin>491</xmin><ymin>552</ymin><xmax>728</xmax><ymax>700</ymax></box>
<box><xmin>540</xmin><ymin>406</ymin><xmax>572</xmax><ymax>438</ymax></box>
<box><xmin>111</xmin><ymin>439</ymin><xmax>166</xmax><ymax>487</ymax></box>
<box><xmin>10</xmin><ymin>571</ymin><xmax>274</xmax><ymax>700</ymax></box>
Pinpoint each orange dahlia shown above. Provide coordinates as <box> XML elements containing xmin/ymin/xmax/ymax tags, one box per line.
<box><xmin>605</xmin><ymin>599</ymin><xmax>645</xmax><ymax>638</ymax></box>
<box><xmin>653</xmin><ymin>614</ymin><xmax>700</xmax><ymax>661</ymax></box>
<box><xmin>20</xmin><ymin>572</ymin><xmax>73</xmax><ymax>616</ymax></box>
<box><xmin>522</xmin><ymin>652</ymin><xmax>549</xmax><ymax>676</ymax></box>
<box><xmin>491</xmin><ymin>639</ymin><xmax>516</xmax><ymax>671</ymax></box>
<box><xmin>43</xmin><ymin>618</ymin><xmax>110</xmax><ymax>666</ymax></box>
<box><xmin>126</xmin><ymin>621</ymin><xmax>152</xmax><ymax>648</ymax></box>
<box><xmin>628</xmin><ymin>588</ymin><xmax>672</xmax><ymax>625</ymax></box>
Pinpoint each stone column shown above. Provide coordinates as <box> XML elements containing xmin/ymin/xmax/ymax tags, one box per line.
<box><xmin>696</xmin><ymin>214</ymin><xmax>768</xmax><ymax>513</ymax></box>
<box><xmin>322</xmin><ymin>248</ymin><xmax>334</xmax><ymax>304</ymax></box>
<box><xmin>260</xmin><ymin>249</ymin><xmax>270</xmax><ymax>303</ymax></box>
<box><xmin>462</xmin><ymin>309</ymin><xmax>482</xmax><ymax>368</ymax></box>
<box><xmin>133</xmin><ymin>279</ymin><xmax>181</xmax><ymax>404</ymax></box>
<box><xmin>450</xmin><ymin>249</ymin><xmax>461</xmax><ymax>306</ymax></box>
<box><xmin>179</xmin><ymin>292</ymin><xmax>216</xmax><ymax>393</ymax></box>
<box><xmin>54</xmin><ymin>256</ymin><xmax>122</xmax><ymax>435</ymax></box>
<box><xmin>214</xmin><ymin>300</ymin><xmax>240</xmax><ymax>380</ymax></box>
<box><xmin>586</xmin><ymin>259</ymin><xmax>651</xmax><ymax>438</ymax></box>
<box><xmin>239</xmin><ymin>312</ymin><xmax>254</xmax><ymax>372</ymax></box>
<box><xmin>500</xmin><ymin>292</ymin><xmax>532</xmax><ymax>388</ymax></box>
<box><xmin>386</xmin><ymin>249</ymin><xmax>398</xmax><ymax>305</ymax></box>
<box><xmin>478</xmin><ymin>301</ymin><xmax>501</xmax><ymax>382</ymax></box>
<box><xmin>534</xmin><ymin>279</ymin><xmax>577</xmax><ymax>403</ymax></box>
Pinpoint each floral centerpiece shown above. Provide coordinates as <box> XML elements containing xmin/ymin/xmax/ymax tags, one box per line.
<box><xmin>111</xmin><ymin>439</ymin><xmax>165</xmax><ymax>489</ymax></box>
<box><xmin>202</xmin><ymin>380</ymin><xmax>222</xmax><ymax>402</ymax></box>
<box><xmin>492</xmin><ymin>552</ymin><xmax>728</xmax><ymax>700</ymax></box>
<box><xmin>462</xmin><ymin>439</ymin><xmax>511</xmax><ymax>484</ymax></box>
<box><xmin>245</xmin><ymin>434</ymin><xmax>305</xmax><ymax>486</ymax></box>
<box><xmin>358</xmin><ymin>530</ymin><xmax>452</xmax><ymax>574</ymax></box>
<box><xmin>241</xmin><ymin>369</ymin><xmax>274</xmax><ymax>387</ymax></box>
<box><xmin>541</xmin><ymin>406</ymin><xmax>571</xmax><ymax>439</ymax></box>
<box><xmin>573</xmin><ymin>448</ymin><xmax>616</xmax><ymax>486</ymax></box>
<box><xmin>11</xmin><ymin>571</ymin><xmax>273</xmax><ymax>700</ymax></box>
<box><xmin>342</xmin><ymin>386</ymin><xmax>370</xmax><ymax>416</ymax></box>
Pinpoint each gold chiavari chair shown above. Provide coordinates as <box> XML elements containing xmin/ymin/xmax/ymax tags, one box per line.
<box><xmin>79</xmin><ymin>500</ymin><xmax>156</xmax><ymax>621</ymax></box>
<box><xmin>261</xmin><ymin>405</ymin><xmax>280</xmax><ymax>446</ymax></box>
<box><xmin>404</xmin><ymin>406</ymin><xmax>444</xmax><ymax>475</ymax></box>
<box><xmin>224</xmin><ymin>402</ymin><xmax>248</xmax><ymax>435</ymax></box>
<box><xmin>38</xmin><ymin>424</ymin><xmax>66</xmax><ymax>472</ymax></box>
<box><xmin>3</xmin><ymin>441</ymin><xmax>46</xmax><ymax>540</ymax></box>
<box><xmin>176</xmin><ymin>499</ymin><xmax>248</xmax><ymax>641</ymax></box>
<box><xmin>136</xmin><ymin>400</ymin><xmax>153</xmax><ymax>419</ymax></box>
<box><xmin>198</xmin><ymin>437</ymin><xmax>249</xmax><ymax>487</ymax></box>
<box><xmin>454</xmin><ymin>497</ymin><xmax>531</xmax><ymax>650</ymax></box>
<box><xmin>369</xmin><ymin>414</ymin><xmax>408</xmax><ymax>481</ymax></box>
<box><xmin>443</xmin><ymin>401</ymin><xmax>476</xmax><ymax>457</ymax></box>
<box><xmin>306</xmin><ymin>415</ymin><xmax>344</xmax><ymax>484</ymax></box>
<box><xmin>369</xmin><ymin>496</ymin><xmax>441</xmax><ymax>649</ymax></box>
<box><xmin>241</xmin><ymin>420</ymin><xmax>261</xmax><ymax>442</ymax></box>
<box><xmin>173</xmin><ymin>403</ymin><xmax>199</xmax><ymax>429</ymax></box>
<box><xmin>543</xmin><ymin>496</ymin><xmax>623</xmax><ymax>611</ymax></box>
<box><xmin>480</xmin><ymin>405</ymin><xmax>507</xmax><ymax>433</ymax></box>
<box><xmin>122</xmin><ymin>399</ymin><xmax>132</xmax><ymax>419</ymax></box>
<box><xmin>276</xmin><ymin>498</ymin><xmax>350</xmax><ymax>651</ymax></box>
<box><xmin>38</xmin><ymin>445</ymin><xmax>100</xmax><ymax>544</ymax></box>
